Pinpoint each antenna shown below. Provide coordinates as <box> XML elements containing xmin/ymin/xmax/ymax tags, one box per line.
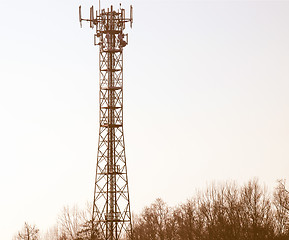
<box><xmin>122</xmin><ymin>8</ymin><xmax>125</xmax><ymax>29</ymax></box>
<box><xmin>90</xmin><ymin>6</ymin><xmax>94</xmax><ymax>29</ymax></box>
<box><xmin>130</xmin><ymin>5</ymin><xmax>133</xmax><ymax>28</ymax></box>
<box><xmin>79</xmin><ymin>5</ymin><xmax>82</xmax><ymax>28</ymax></box>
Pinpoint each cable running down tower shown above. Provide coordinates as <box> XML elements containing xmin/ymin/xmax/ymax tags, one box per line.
<box><xmin>79</xmin><ymin>3</ymin><xmax>133</xmax><ymax>240</ymax></box>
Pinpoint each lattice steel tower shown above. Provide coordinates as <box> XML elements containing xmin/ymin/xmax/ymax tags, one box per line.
<box><xmin>79</xmin><ymin>3</ymin><xmax>133</xmax><ymax>240</ymax></box>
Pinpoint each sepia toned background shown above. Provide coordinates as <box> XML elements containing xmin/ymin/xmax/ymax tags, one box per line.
<box><xmin>0</xmin><ymin>0</ymin><xmax>289</xmax><ymax>239</ymax></box>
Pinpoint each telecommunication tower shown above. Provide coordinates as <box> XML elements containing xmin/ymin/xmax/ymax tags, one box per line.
<box><xmin>79</xmin><ymin>2</ymin><xmax>133</xmax><ymax>240</ymax></box>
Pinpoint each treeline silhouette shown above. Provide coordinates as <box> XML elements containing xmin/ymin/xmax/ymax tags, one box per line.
<box><xmin>14</xmin><ymin>179</ymin><xmax>289</xmax><ymax>240</ymax></box>
<box><xmin>132</xmin><ymin>179</ymin><xmax>289</xmax><ymax>240</ymax></box>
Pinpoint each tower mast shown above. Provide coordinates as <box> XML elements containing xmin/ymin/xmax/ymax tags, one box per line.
<box><xmin>79</xmin><ymin>3</ymin><xmax>133</xmax><ymax>240</ymax></box>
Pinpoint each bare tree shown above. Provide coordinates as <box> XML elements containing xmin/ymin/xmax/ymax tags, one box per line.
<box><xmin>58</xmin><ymin>205</ymin><xmax>83</xmax><ymax>240</ymax></box>
<box><xmin>56</xmin><ymin>203</ymin><xmax>100</xmax><ymax>240</ymax></box>
<box><xmin>132</xmin><ymin>198</ymin><xmax>175</xmax><ymax>240</ymax></box>
<box><xmin>75</xmin><ymin>202</ymin><xmax>101</xmax><ymax>240</ymax></box>
<box><xmin>275</xmin><ymin>180</ymin><xmax>289</xmax><ymax>211</ymax></box>
<box><xmin>43</xmin><ymin>224</ymin><xmax>61</xmax><ymax>240</ymax></box>
<box><xmin>173</xmin><ymin>198</ymin><xmax>204</xmax><ymax>240</ymax></box>
<box><xmin>274</xmin><ymin>179</ymin><xmax>289</xmax><ymax>237</ymax></box>
<box><xmin>132</xmin><ymin>179</ymin><xmax>283</xmax><ymax>240</ymax></box>
<box><xmin>14</xmin><ymin>222</ymin><xmax>39</xmax><ymax>240</ymax></box>
<box><xmin>240</xmin><ymin>179</ymin><xmax>274</xmax><ymax>240</ymax></box>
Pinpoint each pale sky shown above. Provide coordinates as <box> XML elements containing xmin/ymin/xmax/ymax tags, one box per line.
<box><xmin>1</xmin><ymin>0</ymin><xmax>289</xmax><ymax>239</ymax></box>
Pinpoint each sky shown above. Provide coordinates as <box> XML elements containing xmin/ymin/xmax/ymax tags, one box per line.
<box><xmin>1</xmin><ymin>0</ymin><xmax>289</xmax><ymax>239</ymax></box>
